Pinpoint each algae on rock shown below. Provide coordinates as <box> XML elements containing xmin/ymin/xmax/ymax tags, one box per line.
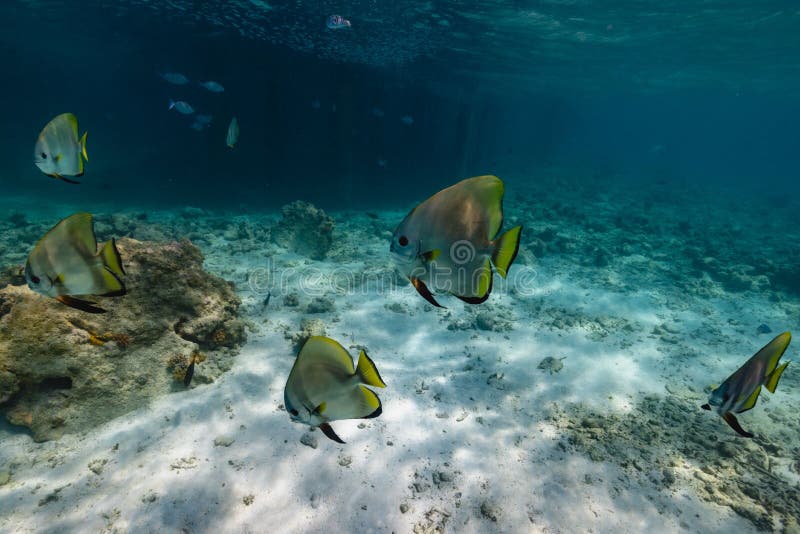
<box><xmin>0</xmin><ymin>238</ymin><xmax>246</xmax><ymax>441</ymax></box>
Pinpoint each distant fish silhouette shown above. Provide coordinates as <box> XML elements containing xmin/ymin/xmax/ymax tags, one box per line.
<box><xmin>199</xmin><ymin>80</ymin><xmax>225</xmax><ymax>93</ymax></box>
<box><xmin>161</xmin><ymin>72</ymin><xmax>189</xmax><ymax>85</ymax></box>
<box><xmin>326</xmin><ymin>14</ymin><xmax>351</xmax><ymax>30</ymax></box>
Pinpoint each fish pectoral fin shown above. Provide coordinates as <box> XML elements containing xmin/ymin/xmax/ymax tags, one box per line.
<box><xmin>420</xmin><ymin>249</ymin><xmax>441</xmax><ymax>263</ymax></box>
<box><xmin>722</xmin><ymin>412</ymin><xmax>753</xmax><ymax>438</ymax></box>
<box><xmin>312</xmin><ymin>402</ymin><xmax>327</xmax><ymax>416</ymax></box>
<box><xmin>410</xmin><ymin>277</ymin><xmax>443</xmax><ymax>308</ymax></box>
<box><xmin>765</xmin><ymin>361</ymin><xmax>789</xmax><ymax>393</ymax></box>
<box><xmin>356</xmin><ymin>350</ymin><xmax>386</xmax><ymax>388</ymax></box>
<box><xmin>491</xmin><ymin>225</ymin><xmax>522</xmax><ymax>278</ymax></box>
<box><xmin>56</xmin><ymin>295</ymin><xmax>106</xmax><ymax>314</ymax></box>
<box><xmin>318</xmin><ymin>422</ymin><xmax>345</xmax><ymax>444</ymax></box>
<box><xmin>737</xmin><ymin>385</ymin><xmax>762</xmax><ymax>413</ymax></box>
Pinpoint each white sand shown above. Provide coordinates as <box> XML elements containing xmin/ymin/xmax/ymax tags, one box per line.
<box><xmin>0</xmin><ymin>202</ymin><xmax>796</xmax><ymax>533</ymax></box>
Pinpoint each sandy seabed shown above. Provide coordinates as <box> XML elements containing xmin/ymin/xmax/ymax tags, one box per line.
<box><xmin>1</xmin><ymin>175</ymin><xmax>799</xmax><ymax>533</ymax></box>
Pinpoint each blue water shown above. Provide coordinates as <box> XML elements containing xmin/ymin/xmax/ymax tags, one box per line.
<box><xmin>1</xmin><ymin>1</ymin><xmax>798</xmax><ymax>209</ymax></box>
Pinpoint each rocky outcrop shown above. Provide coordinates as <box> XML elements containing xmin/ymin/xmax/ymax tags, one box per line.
<box><xmin>0</xmin><ymin>238</ymin><xmax>245</xmax><ymax>441</ymax></box>
<box><xmin>273</xmin><ymin>201</ymin><xmax>334</xmax><ymax>260</ymax></box>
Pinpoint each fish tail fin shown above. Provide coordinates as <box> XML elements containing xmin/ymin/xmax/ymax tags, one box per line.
<box><xmin>491</xmin><ymin>225</ymin><xmax>522</xmax><ymax>278</ymax></box>
<box><xmin>359</xmin><ymin>385</ymin><xmax>382</xmax><ymax>418</ymax></box>
<box><xmin>80</xmin><ymin>131</ymin><xmax>88</xmax><ymax>161</ymax></box>
<box><xmin>100</xmin><ymin>238</ymin><xmax>126</xmax><ymax>277</ymax></box>
<box><xmin>356</xmin><ymin>350</ymin><xmax>386</xmax><ymax>388</ymax></box>
<box><xmin>97</xmin><ymin>239</ymin><xmax>126</xmax><ymax>296</ymax></box>
<box><xmin>765</xmin><ymin>361</ymin><xmax>789</xmax><ymax>393</ymax></box>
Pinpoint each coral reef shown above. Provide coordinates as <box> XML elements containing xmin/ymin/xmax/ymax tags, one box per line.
<box><xmin>0</xmin><ymin>238</ymin><xmax>245</xmax><ymax>441</ymax></box>
<box><xmin>272</xmin><ymin>201</ymin><xmax>334</xmax><ymax>260</ymax></box>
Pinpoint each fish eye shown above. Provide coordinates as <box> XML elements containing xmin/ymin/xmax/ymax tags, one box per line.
<box><xmin>30</xmin><ymin>275</ymin><xmax>40</xmax><ymax>284</ymax></box>
<box><xmin>289</xmin><ymin>408</ymin><xmax>299</xmax><ymax>416</ymax></box>
<box><xmin>40</xmin><ymin>152</ymin><xmax>47</xmax><ymax>159</ymax></box>
<box><xmin>398</xmin><ymin>235</ymin><xmax>409</xmax><ymax>247</ymax></box>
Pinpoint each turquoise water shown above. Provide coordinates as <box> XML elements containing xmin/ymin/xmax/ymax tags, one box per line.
<box><xmin>1</xmin><ymin>2</ymin><xmax>799</xmax><ymax>533</ymax></box>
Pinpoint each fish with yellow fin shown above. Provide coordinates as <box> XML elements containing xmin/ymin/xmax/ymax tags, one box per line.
<box><xmin>701</xmin><ymin>331</ymin><xmax>791</xmax><ymax>438</ymax></box>
<box><xmin>284</xmin><ymin>336</ymin><xmax>386</xmax><ymax>444</ymax></box>
<box><xmin>34</xmin><ymin>113</ymin><xmax>88</xmax><ymax>184</ymax></box>
<box><xmin>25</xmin><ymin>212</ymin><xmax>126</xmax><ymax>313</ymax></box>
<box><xmin>390</xmin><ymin>175</ymin><xmax>522</xmax><ymax>307</ymax></box>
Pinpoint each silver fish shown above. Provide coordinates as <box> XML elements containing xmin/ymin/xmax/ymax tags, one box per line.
<box><xmin>284</xmin><ymin>336</ymin><xmax>386</xmax><ymax>443</ymax></box>
<box><xmin>199</xmin><ymin>80</ymin><xmax>225</xmax><ymax>93</ymax></box>
<box><xmin>701</xmin><ymin>331</ymin><xmax>791</xmax><ymax>437</ymax></box>
<box><xmin>390</xmin><ymin>175</ymin><xmax>522</xmax><ymax>307</ymax></box>
<box><xmin>33</xmin><ymin>113</ymin><xmax>88</xmax><ymax>184</ymax></box>
<box><xmin>25</xmin><ymin>212</ymin><xmax>126</xmax><ymax>313</ymax></box>
<box><xmin>168</xmin><ymin>100</ymin><xmax>194</xmax><ymax>115</ymax></box>
<box><xmin>226</xmin><ymin>117</ymin><xmax>239</xmax><ymax>148</ymax></box>
<box><xmin>161</xmin><ymin>72</ymin><xmax>189</xmax><ymax>85</ymax></box>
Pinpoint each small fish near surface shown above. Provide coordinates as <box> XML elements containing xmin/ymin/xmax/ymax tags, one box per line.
<box><xmin>284</xmin><ymin>336</ymin><xmax>386</xmax><ymax>444</ymax></box>
<box><xmin>390</xmin><ymin>175</ymin><xmax>522</xmax><ymax>307</ymax></box>
<box><xmin>326</xmin><ymin>14</ymin><xmax>351</xmax><ymax>30</ymax></box>
<box><xmin>168</xmin><ymin>100</ymin><xmax>195</xmax><ymax>115</ymax></box>
<box><xmin>34</xmin><ymin>113</ymin><xmax>88</xmax><ymax>184</ymax></box>
<box><xmin>199</xmin><ymin>80</ymin><xmax>225</xmax><ymax>93</ymax></box>
<box><xmin>701</xmin><ymin>331</ymin><xmax>791</xmax><ymax>438</ymax></box>
<box><xmin>25</xmin><ymin>212</ymin><xmax>126</xmax><ymax>313</ymax></box>
<box><xmin>226</xmin><ymin>116</ymin><xmax>239</xmax><ymax>148</ymax></box>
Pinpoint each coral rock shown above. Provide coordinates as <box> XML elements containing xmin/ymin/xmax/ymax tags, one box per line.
<box><xmin>0</xmin><ymin>238</ymin><xmax>245</xmax><ymax>441</ymax></box>
<box><xmin>273</xmin><ymin>201</ymin><xmax>334</xmax><ymax>260</ymax></box>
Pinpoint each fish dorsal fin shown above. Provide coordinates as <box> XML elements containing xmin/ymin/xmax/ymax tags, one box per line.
<box><xmin>300</xmin><ymin>336</ymin><xmax>355</xmax><ymax>375</ymax></box>
<box><xmin>466</xmin><ymin>175</ymin><xmax>505</xmax><ymax>239</ymax></box>
<box><xmin>47</xmin><ymin>212</ymin><xmax>97</xmax><ymax>254</ymax></box>
<box><xmin>765</xmin><ymin>361</ymin><xmax>789</xmax><ymax>394</ymax></box>
<box><xmin>64</xmin><ymin>113</ymin><xmax>79</xmax><ymax>137</ymax></box>
<box><xmin>754</xmin><ymin>331</ymin><xmax>791</xmax><ymax>375</ymax></box>
<box><xmin>356</xmin><ymin>350</ymin><xmax>386</xmax><ymax>388</ymax></box>
<box><xmin>737</xmin><ymin>385</ymin><xmax>762</xmax><ymax>413</ymax></box>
